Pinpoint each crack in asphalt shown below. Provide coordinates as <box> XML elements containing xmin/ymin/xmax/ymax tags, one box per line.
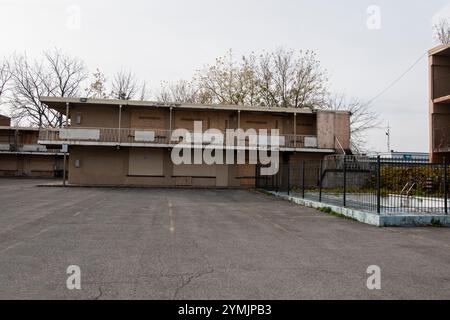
<box><xmin>93</xmin><ymin>286</ymin><xmax>103</xmax><ymax>300</ymax></box>
<box><xmin>172</xmin><ymin>268</ymin><xmax>215</xmax><ymax>300</ymax></box>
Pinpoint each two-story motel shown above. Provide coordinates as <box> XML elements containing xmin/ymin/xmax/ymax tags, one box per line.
<box><xmin>38</xmin><ymin>97</ymin><xmax>350</xmax><ymax>187</ymax></box>
<box><xmin>429</xmin><ymin>44</ymin><xmax>450</xmax><ymax>163</ymax></box>
<box><xmin>0</xmin><ymin>114</ymin><xmax>64</xmax><ymax>177</ymax></box>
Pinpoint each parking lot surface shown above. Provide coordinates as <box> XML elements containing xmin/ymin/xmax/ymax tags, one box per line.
<box><xmin>0</xmin><ymin>178</ymin><xmax>449</xmax><ymax>299</ymax></box>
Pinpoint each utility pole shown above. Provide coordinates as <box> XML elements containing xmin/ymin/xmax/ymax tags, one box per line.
<box><xmin>386</xmin><ymin>122</ymin><xmax>391</xmax><ymax>153</ymax></box>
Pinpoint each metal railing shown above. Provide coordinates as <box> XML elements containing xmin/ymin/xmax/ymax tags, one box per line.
<box><xmin>0</xmin><ymin>143</ymin><xmax>62</xmax><ymax>153</ymax></box>
<box><xmin>38</xmin><ymin>127</ymin><xmax>318</xmax><ymax>149</ymax></box>
<box><xmin>256</xmin><ymin>156</ymin><xmax>449</xmax><ymax>215</ymax></box>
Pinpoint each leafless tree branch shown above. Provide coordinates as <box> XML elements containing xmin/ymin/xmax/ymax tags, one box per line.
<box><xmin>434</xmin><ymin>18</ymin><xmax>450</xmax><ymax>45</ymax></box>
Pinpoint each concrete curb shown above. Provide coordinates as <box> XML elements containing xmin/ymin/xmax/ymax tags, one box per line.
<box><xmin>36</xmin><ymin>183</ymin><xmax>248</xmax><ymax>190</ymax></box>
<box><xmin>269</xmin><ymin>191</ymin><xmax>450</xmax><ymax>227</ymax></box>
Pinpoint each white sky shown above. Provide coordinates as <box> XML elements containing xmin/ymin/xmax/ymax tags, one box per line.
<box><xmin>0</xmin><ymin>0</ymin><xmax>449</xmax><ymax>152</ymax></box>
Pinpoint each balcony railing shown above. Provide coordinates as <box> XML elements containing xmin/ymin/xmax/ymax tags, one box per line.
<box><xmin>434</xmin><ymin>126</ymin><xmax>450</xmax><ymax>153</ymax></box>
<box><xmin>38</xmin><ymin>127</ymin><xmax>319</xmax><ymax>149</ymax></box>
<box><xmin>0</xmin><ymin>143</ymin><xmax>62</xmax><ymax>153</ymax></box>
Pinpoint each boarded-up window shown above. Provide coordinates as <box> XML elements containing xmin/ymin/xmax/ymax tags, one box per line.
<box><xmin>128</xmin><ymin>148</ymin><xmax>164</xmax><ymax>176</ymax></box>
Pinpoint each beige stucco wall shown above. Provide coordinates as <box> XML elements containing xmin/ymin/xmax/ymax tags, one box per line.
<box><xmin>0</xmin><ymin>154</ymin><xmax>62</xmax><ymax>177</ymax></box>
<box><xmin>67</xmin><ymin>145</ymin><xmax>334</xmax><ymax>188</ymax></box>
<box><xmin>68</xmin><ymin>104</ymin><xmax>317</xmax><ymax>138</ymax></box>
<box><xmin>68</xmin><ymin>146</ymin><xmax>274</xmax><ymax>187</ymax></box>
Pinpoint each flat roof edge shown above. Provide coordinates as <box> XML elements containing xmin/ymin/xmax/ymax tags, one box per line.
<box><xmin>39</xmin><ymin>97</ymin><xmax>317</xmax><ymax>114</ymax></box>
<box><xmin>428</xmin><ymin>44</ymin><xmax>450</xmax><ymax>56</ymax></box>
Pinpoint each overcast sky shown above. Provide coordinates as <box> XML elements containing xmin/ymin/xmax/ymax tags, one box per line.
<box><xmin>0</xmin><ymin>0</ymin><xmax>449</xmax><ymax>152</ymax></box>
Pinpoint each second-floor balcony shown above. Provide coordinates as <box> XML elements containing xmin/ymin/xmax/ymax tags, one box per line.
<box><xmin>38</xmin><ymin>127</ymin><xmax>323</xmax><ymax>151</ymax></box>
<box><xmin>0</xmin><ymin>143</ymin><xmax>63</xmax><ymax>154</ymax></box>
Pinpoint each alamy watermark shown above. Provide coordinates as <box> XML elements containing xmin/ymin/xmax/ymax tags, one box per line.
<box><xmin>66</xmin><ymin>265</ymin><xmax>81</xmax><ymax>290</ymax></box>
<box><xmin>170</xmin><ymin>121</ymin><xmax>284</xmax><ymax>176</ymax></box>
<box><xmin>366</xmin><ymin>5</ymin><xmax>381</xmax><ymax>30</ymax></box>
<box><xmin>66</xmin><ymin>5</ymin><xmax>81</xmax><ymax>30</ymax></box>
<box><xmin>366</xmin><ymin>265</ymin><xmax>381</xmax><ymax>290</ymax></box>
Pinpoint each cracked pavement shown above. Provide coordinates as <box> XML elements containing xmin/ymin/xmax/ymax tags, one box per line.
<box><xmin>0</xmin><ymin>178</ymin><xmax>450</xmax><ymax>299</ymax></box>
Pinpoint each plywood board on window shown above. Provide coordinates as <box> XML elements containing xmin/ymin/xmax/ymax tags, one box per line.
<box><xmin>128</xmin><ymin>148</ymin><xmax>164</xmax><ymax>176</ymax></box>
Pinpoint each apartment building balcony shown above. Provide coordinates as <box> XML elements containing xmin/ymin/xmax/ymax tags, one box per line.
<box><xmin>0</xmin><ymin>143</ymin><xmax>63</xmax><ymax>155</ymax></box>
<box><xmin>38</xmin><ymin>127</ymin><xmax>330</xmax><ymax>152</ymax></box>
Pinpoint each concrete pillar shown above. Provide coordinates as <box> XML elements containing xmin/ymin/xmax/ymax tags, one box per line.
<box><xmin>63</xmin><ymin>102</ymin><xmax>70</xmax><ymax>186</ymax></box>
<box><xmin>237</xmin><ymin>110</ymin><xmax>241</xmax><ymax>129</ymax></box>
<box><xmin>293</xmin><ymin>113</ymin><xmax>297</xmax><ymax>148</ymax></box>
<box><xmin>118</xmin><ymin>104</ymin><xmax>122</xmax><ymax>144</ymax></box>
<box><xmin>169</xmin><ymin>107</ymin><xmax>173</xmax><ymax>132</ymax></box>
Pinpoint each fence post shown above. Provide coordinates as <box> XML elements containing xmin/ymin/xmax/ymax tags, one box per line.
<box><xmin>255</xmin><ymin>163</ymin><xmax>259</xmax><ymax>189</ymax></box>
<box><xmin>319</xmin><ymin>159</ymin><xmax>323</xmax><ymax>202</ymax></box>
<box><xmin>275</xmin><ymin>166</ymin><xmax>279</xmax><ymax>193</ymax></box>
<box><xmin>343</xmin><ymin>156</ymin><xmax>347</xmax><ymax>207</ymax></box>
<box><xmin>287</xmin><ymin>163</ymin><xmax>291</xmax><ymax>195</ymax></box>
<box><xmin>302</xmin><ymin>160</ymin><xmax>306</xmax><ymax>199</ymax></box>
<box><xmin>376</xmin><ymin>155</ymin><xmax>381</xmax><ymax>214</ymax></box>
<box><xmin>444</xmin><ymin>157</ymin><xmax>448</xmax><ymax>215</ymax></box>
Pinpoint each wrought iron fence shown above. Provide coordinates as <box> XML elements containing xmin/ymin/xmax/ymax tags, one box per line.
<box><xmin>256</xmin><ymin>156</ymin><xmax>449</xmax><ymax>215</ymax></box>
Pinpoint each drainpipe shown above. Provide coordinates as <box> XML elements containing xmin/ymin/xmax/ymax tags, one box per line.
<box><xmin>63</xmin><ymin>102</ymin><xmax>69</xmax><ymax>187</ymax></box>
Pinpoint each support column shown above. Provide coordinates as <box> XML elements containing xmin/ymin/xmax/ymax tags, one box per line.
<box><xmin>293</xmin><ymin>113</ymin><xmax>297</xmax><ymax>148</ymax></box>
<box><xmin>169</xmin><ymin>107</ymin><xmax>173</xmax><ymax>132</ymax></box>
<box><xmin>237</xmin><ymin>110</ymin><xmax>241</xmax><ymax>129</ymax></box>
<box><xmin>63</xmin><ymin>102</ymin><xmax>70</xmax><ymax>187</ymax></box>
<box><xmin>118</xmin><ymin>104</ymin><xmax>122</xmax><ymax>144</ymax></box>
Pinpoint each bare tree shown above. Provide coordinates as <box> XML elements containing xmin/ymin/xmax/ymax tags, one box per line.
<box><xmin>254</xmin><ymin>49</ymin><xmax>328</xmax><ymax>108</ymax></box>
<box><xmin>0</xmin><ymin>59</ymin><xmax>11</xmax><ymax>102</ymax></box>
<box><xmin>84</xmin><ymin>68</ymin><xmax>109</xmax><ymax>99</ymax></box>
<box><xmin>160</xmin><ymin>49</ymin><xmax>328</xmax><ymax>108</ymax></box>
<box><xmin>43</xmin><ymin>48</ymin><xmax>88</xmax><ymax>97</ymax></box>
<box><xmin>9</xmin><ymin>54</ymin><xmax>57</xmax><ymax>127</ymax></box>
<box><xmin>324</xmin><ymin>93</ymin><xmax>380</xmax><ymax>152</ymax></box>
<box><xmin>111</xmin><ymin>69</ymin><xmax>139</xmax><ymax>100</ymax></box>
<box><xmin>158</xmin><ymin>49</ymin><xmax>372</xmax><ymax>149</ymax></box>
<box><xmin>158</xmin><ymin>80</ymin><xmax>201</xmax><ymax>103</ymax></box>
<box><xmin>434</xmin><ymin>18</ymin><xmax>450</xmax><ymax>45</ymax></box>
<box><xmin>10</xmin><ymin>50</ymin><xmax>87</xmax><ymax>127</ymax></box>
<box><xmin>139</xmin><ymin>81</ymin><xmax>149</xmax><ymax>101</ymax></box>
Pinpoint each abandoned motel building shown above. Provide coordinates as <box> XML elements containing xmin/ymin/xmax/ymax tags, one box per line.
<box><xmin>0</xmin><ymin>44</ymin><xmax>449</xmax><ymax>187</ymax></box>
<box><xmin>1</xmin><ymin>97</ymin><xmax>350</xmax><ymax>187</ymax></box>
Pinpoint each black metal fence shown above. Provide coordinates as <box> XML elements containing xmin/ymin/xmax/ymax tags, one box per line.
<box><xmin>256</xmin><ymin>156</ymin><xmax>449</xmax><ymax>215</ymax></box>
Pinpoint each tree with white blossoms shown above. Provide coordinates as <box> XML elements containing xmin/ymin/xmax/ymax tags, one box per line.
<box><xmin>159</xmin><ymin>49</ymin><xmax>378</xmax><ymax>151</ymax></box>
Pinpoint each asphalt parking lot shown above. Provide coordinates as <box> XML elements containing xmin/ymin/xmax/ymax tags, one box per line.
<box><xmin>0</xmin><ymin>178</ymin><xmax>449</xmax><ymax>299</ymax></box>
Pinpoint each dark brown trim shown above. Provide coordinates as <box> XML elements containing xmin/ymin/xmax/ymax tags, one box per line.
<box><xmin>171</xmin><ymin>175</ymin><xmax>216</xmax><ymax>179</ymax></box>
<box><xmin>126</xmin><ymin>175</ymin><xmax>165</xmax><ymax>178</ymax></box>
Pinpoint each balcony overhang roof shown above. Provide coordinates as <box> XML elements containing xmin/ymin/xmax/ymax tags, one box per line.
<box><xmin>0</xmin><ymin>126</ymin><xmax>40</xmax><ymax>131</ymax></box>
<box><xmin>429</xmin><ymin>44</ymin><xmax>450</xmax><ymax>57</ymax></box>
<box><xmin>40</xmin><ymin>97</ymin><xmax>349</xmax><ymax>116</ymax></box>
